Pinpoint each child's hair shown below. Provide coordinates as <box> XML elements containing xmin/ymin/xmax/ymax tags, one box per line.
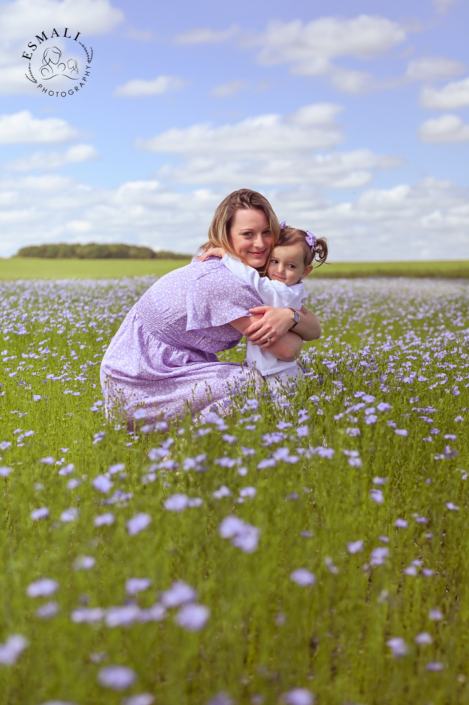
<box><xmin>197</xmin><ymin>189</ymin><xmax>281</xmax><ymax>261</ymax></box>
<box><xmin>276</xmin><ymin>226</ymin><xmax>328</xmax><ymax>267</ymax></box>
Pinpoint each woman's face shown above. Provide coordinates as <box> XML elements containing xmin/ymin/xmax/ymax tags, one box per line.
<box><xmin>229</xmin><ymin>208</ymin><xmax>273</xmax><ymax>269</ymax></box>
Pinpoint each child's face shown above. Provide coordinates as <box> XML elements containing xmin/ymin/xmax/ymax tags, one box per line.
<box><xmin>267</xmin><ymin>245</ymin><xmax>312</xmax><ymax>286</ymax></box>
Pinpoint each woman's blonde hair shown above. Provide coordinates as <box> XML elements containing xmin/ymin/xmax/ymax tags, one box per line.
<box><xmin>198</xmin><ymin>189</ymin><xmax>280</xmax><ymax>268</ymax></box>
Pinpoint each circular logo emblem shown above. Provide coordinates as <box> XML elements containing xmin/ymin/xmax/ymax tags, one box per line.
<box><xmin>22</xmin><ymin>28</ymin><xmax>93</xmax><ymax>98</ymax></box>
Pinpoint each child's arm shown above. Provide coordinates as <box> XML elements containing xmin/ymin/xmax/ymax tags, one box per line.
<box><xmin>198</xmin><ymin>247</ymin><xmax>226</xmax><ymax>262</ymax></box>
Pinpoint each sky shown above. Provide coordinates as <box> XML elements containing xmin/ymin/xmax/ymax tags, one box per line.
<box><xmin>0</xmin><ymin>0</ymin><xmax>468</xmax><ymax>261</ymax></box>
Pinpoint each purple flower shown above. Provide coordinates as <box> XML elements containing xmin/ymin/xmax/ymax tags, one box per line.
<box><xmin>161</xmin><ymin>581</ymin><xmax>197</xmax><ymax>608</ymax></box>
<box><xmin>370</xmin><ymin>547</ymin><xmax>389</xmax><ymax>566</ymax></box>
<box><xmin>257</xmin><ymin>459</ymin><xmax>276</xmax><ymax>469</ymax></box>
<box><xmin>36</xmin><ymin>601</ymin><xmax>59</xmax><ymax>619</ymax></box>
<box><xmin>73</xmin><ymin>555</ymin><xmax>95</xmax><ymax>571</ymax></box>
<box><xmin>370</xmin><ymin>489</ymin><xmax>384</xmax><ymax>504</ymax></box>
<box><xmin>395</xmin><ymin>518</ymin><xmax>408</xmax><ymax>528</ymax></box>
<box><xmin>127</xmin><ymin>513</ymin><xmax>151</xmax><ymax>536</ymax></box>
<box><xmin>61</xmin><ymin>507</ymin><xmax>79</xmax><ymax>523</ymax></box>
<box><xmin>71</xmin><ymin>607</ymin><xmax>104</xmax><ymax>624</ymax></box>
<box><xmin>92</xmin><ymin>475</ymin><xmax>113</xmax><ymax>493</ymax></box>
<box><xmin>347</xmin><ymin>540</ymin><xmax>363</xmax><ymax>554</ymax></box>
<box><xmin>395</xmin><ymin>429</ymin><xmax>408</xmax><ymax>437</ymax></box>
<box><xmin>105</xmin><ymin>605</ymin><xmax>141</xmax><ymax>628</ymax></box>
<box><xmin>427</xmin><ymin>662</ymin><xmax>443</xmax><ymax>671</ymax></box>
<box><xmin>290</xmin><ymin>568</ymin><xmax>315</xmax><ymax>586</ymax></box>
<box><xmin>164</xmin><ymin>493</ymin><xmax>189</xmax><ymax>512</ymax></box>
<box><xmin>27</xmin><ymin>578</ymin><xmax>59</xmax><ymax>598</ymax></box>
<box><xmin>94</xmin><ymin>512</ymin><xmax>115</xmax><ymax>527</ymax></box>
<box><xmin>387</xmin><ymin>637</ymin><xmax>407</xmax><ymax>657</ymax></box>
<box><xmin>219</xmin><ymin>516</ymin><xmax>260</xmax><ymax>553</ymax></box>
<box><xmin>176</xmin><ymin>603</ymin><xmax>210</xmax><ymax>631</ymax></box>
<box><xmin>126</xmin><ymin>578</ymin><xmax>152</xmax><ymax>595</ymax></box>
<box><xmin>0</xmin><ymin>635</ymin><xmax>29</xmax><ymax>665</ymax></box>
<box><xmin>108</xmin><ymin>462</ymin><xmax>125</xmax><ymax>475</ymax></box>
<box><xmin>239</xmin><ymin>486</ymin><xmax>256</xmax><ymax>499</ymax></box>
<box><xmin>282</xmin><ymin>688</ymin><xmax>315</xmax><ymax>705</ymax></box>
<box><xmin>429</xmin><ymin>608</ymin><xmax>443</xmax><ymax>621</ymax></box>
<box><xmin>213</xmin><ymin>485</ymin><xmax>231</xmax><ymax>499</ymax></box>
<box><xmin>98</xmin><ymin>665</ymin><xmax>137</xmax><ymax>691</ymax></box>
<box><xmin>31</xmin><ymin>507</ymin><xmax>49</xmax><ymax>520</ymax></box>
<box><xmin>415</xmin><ymin>632</ymin><xmax>432</xmax><ymax>645</ymax></box>
<box><xmin>0</xmin><ymin>466</ymin><xmax>12</xmax><ymax>477</ymax></box>
<box><xmin>122</xmin><ymin>695</ymin><xmax>155</xmax><ymax>705</ymax></box>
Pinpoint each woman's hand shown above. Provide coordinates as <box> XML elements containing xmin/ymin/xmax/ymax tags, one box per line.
<box><xmin>243</xmin><ymin>306</ymin><xmax>293</xmax><ymax>348</ymax></box>
<box><xmin>245</xmin><ymin>305</ymin><xmax>321</xmax><ymax>346</ymax></box>
<box><xmin>198</xmin><ymin>247</ymin><xmax>226</xmax><ymax>262</ymax></box>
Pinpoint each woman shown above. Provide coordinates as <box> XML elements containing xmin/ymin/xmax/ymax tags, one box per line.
<box><xmin>100</xmin><ymin>189</ymin><xmax>321</xmax><ymax>424</ymax></box>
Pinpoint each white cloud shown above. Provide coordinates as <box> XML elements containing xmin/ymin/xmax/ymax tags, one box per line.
<box><xmin>156</xmin><ymin>149</ymin><xmax>402</xmax><ymax>189</ymax></box>
<box><xmin>406</xmin><ymin>57</ymin><xmax>466</xmax><ymax>82</ymax></box>
<box><xmin>273</xmin><ymin>177</ymin><xmax>469</xmax><ymax>260</ymax></box>
<box><xmin>418</xmin><ymin>114</ymin><xmax>469</xmax><ymax>143</ymax></box>
<box><xmin>211</xmin><ymin>80</ymin><xmax>249</xmax><ymax>98</ymax></box>
<box><xmin>0</xmin><ymin>174</ymin><xmax>467</xmax><ymax>260</ymax></box>
<box><xmin>433</xmin><ymin>0</ymin><xmax>460</xmax><ymax>15</ymax></box>
<box><xmin>114</xmin><ymin>75</ymin><xmax>187</xmax><ymax>98</ymax></box>
<box><xmin>420</xmin><ymin>76</ymin><xmax>469</xmax><ymax>109</ymax></box>
<box><xmin>2</xmin><ymin>144</ymin><xmax>99</xmax><ymax>171</ymax></box>
<box><xmin>0</xmin><ymin>0</ymin><xmax>124</xmax><ymax>41</ymax></box>
<box><xmin>0</xmin><ymin>110</ymin><xmax>78</xmax><ymax>144</ymax></box>
<box><xmin>251</xmin><ymin>16</ymin><xmax>410</xmax><ymax>94</ymax></box>
<box><xmin>136</xmin><ymin>104</ymin><xmax>344</xmax><ymax>156</ymax></box>
<box><xmin>254</xmin><ymin>16</ymin><xmax>408</xmax><ymax>65</ymax></box>
<box><xmin>174</xmin><ymin>26</ymin><xmax>238</xmax><ymax>44</ymax></box>
<box><xmin>329</xmin><ymin>68</ymin><xmax>376</xmax><ymax>95</ymax></box>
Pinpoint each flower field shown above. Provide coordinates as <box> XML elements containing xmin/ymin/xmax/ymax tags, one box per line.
<box><xmin>0</xmin><ymin>275</ymin><xmax>468</xmax><ymax>705</ymax></box>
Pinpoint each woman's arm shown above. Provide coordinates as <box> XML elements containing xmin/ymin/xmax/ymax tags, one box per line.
<box><xmin>242</xmin><ymin>305</ymin><xmax>321</xmax><ymax>347</ymax></box>
<box><xmin>230</xmin><ymin>315</ymin><xmax>303</xmax><ymax>362</ymax></box>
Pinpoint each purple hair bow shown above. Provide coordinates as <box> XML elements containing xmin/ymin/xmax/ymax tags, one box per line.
<box><xmin>305</xmin><ymin>230</ymin><xmax>317</xmax><ymax>254</ymax></box>
<box><xmin>280</xmin><ymin>221</ymin><xmax>286</xmax><ymax>229</ymax></box>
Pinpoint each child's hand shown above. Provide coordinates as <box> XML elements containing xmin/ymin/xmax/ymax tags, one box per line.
<box><xmin>198</xmin><ymin>247</ymin><xmax>226</xmax><ymax>262</ymax></box>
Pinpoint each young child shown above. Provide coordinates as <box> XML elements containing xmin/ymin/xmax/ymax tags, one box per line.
<box><xmin>203</xmin><ymin>223</ymin><xmax>328</xmax><ymax>384</ymax></box>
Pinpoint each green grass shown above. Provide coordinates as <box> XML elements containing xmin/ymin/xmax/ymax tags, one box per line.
<box><xmin>0</xmin><ymin>275</ymin><xmax>468</xmax><ymax>704</ymax></box>
<box><xmin>0</xmin><ymin>257</ymin><xmax>192</xmax><ymax>280</ymax></box>
<box><xmin>310</xmin><ymin>259</ymin><xmax>469</xmax><ymax>279</ymax></box>
<box><xmin>0</xmin><ymin>257</ymin><xmax>468</xmax><ymax>280</ymax></box>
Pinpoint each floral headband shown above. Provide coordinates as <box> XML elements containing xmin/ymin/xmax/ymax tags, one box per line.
<box><xmin>280</xmin><ymin>221</ymin><xmax>317</xmax><ymax>255</ymax></box>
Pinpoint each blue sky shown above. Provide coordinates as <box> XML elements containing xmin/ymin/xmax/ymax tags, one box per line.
<box><xmin>0</xmin><ymin>0</ymin><xmax>468</xmax><ymax>260</ymax></box>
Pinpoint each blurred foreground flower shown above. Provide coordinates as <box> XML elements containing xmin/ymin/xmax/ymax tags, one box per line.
<box><xmin>218</xmin><ymin>515</ymin><xmax>260</xmax><ymax>553</ymax></box>
<box><xmin>127</xmin><ymin>513</ymin><xmax>151</xmax><ymax>536</ymax></box>
<box><xmin>98</xmin><ymin>665</ymin><xmax>136</xmax><ymax>690</ymax></box>
<box><xmin>282</xmin><ymin>688</ymin><xmax>315</xmax><ymax>705</ymax></box>
<box><xmin>27</xmin><ymin>578</ymin><xmax>59</xmax><ymax>598</ymax></box>
<box><xmin>387</xmin><ymin>637</ymin><xmax>407</xmax><ymax>657</ymax></box>
<box><xmin>290</xmin><ymin>569</ymin><xmax>316</xmax><ymax>586</ymax></box>
<box><xmin>176</xmin><ymin>603</ymin><xmax>210</xmax><ymax>631</ymax></box>
<box><xmin>0</xmin><ymin>635</ymin><xmax>29</xmax><ymax>665</ymax></box>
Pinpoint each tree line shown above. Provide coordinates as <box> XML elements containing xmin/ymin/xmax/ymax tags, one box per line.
<box><xmin>16</xmin><ymin>243</ymin><xmax>191</xmax><ymax>260</ymax></box>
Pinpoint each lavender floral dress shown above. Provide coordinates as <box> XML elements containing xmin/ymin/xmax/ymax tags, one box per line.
<box><xmin>100</xmin><ymin>258</ymin><xmax>263</xmax><ymax>422</ymax></box>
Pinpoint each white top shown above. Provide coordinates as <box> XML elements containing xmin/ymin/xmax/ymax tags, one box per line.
<box><xmin>222</xmin><ymin>254</ymin><xmax>307</xmax><ymax>376</ymax></box>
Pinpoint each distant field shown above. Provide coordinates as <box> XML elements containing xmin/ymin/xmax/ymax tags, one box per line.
<box><xmin>0</xmin><ymin>257</ymin><xmax>468</xmax><ymax>280</ymax></box>
<box><xmin>311</xmin><ymin>259</ymin><xmax>469</xmax><ymax>279</ymax></box>
<box><xmin>0</xmin><ymin>257</ymin><xmax>192</xmax><ymax>280</ymax></box>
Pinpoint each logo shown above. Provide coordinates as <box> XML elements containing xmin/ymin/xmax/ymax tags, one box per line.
<box><xmin>22</xmin><ymin>28</ymin><xmax>93</xmax><ymax>98</ymax></box>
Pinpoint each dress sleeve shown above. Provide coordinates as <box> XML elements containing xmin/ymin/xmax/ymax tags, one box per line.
<box><xmin>186</xmin><ymin>260</ymin><xmax>263</xmax><ymax>331</ymax></box>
